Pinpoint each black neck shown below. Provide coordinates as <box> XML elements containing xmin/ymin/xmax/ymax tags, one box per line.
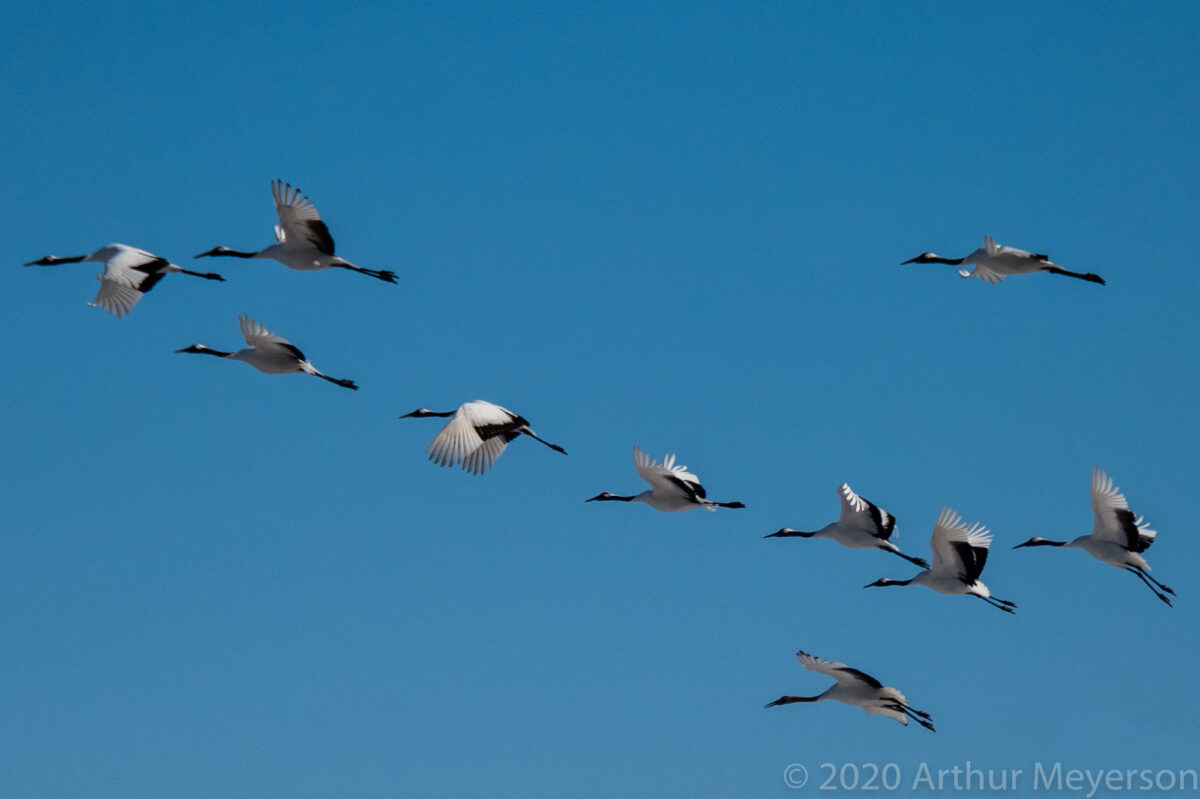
<box><xmin>177</xmin><ymin>346</ymin><xmax>232</xmax><ymax>358</ymax></box>
<box><xmin>587</xmin><ymin>494</ymin><xmax>635</xmax><ymax>502</ymax></box>
<box><xmin>25</xmin><ymin>254</ymin><xmax>87</xmax><ymax>266</ymax></box>
<box><xmin>764</xmin><ymin>695</ymin><xmax>818</xmax><ymax>708</ymax></box>
<box><xmin>198</xmin><ymin>248</ymin><xmax>258</xmax><ymax>259</ymax></box>
<box><xmin>765</xmin><ymin>529</ymin><xmax>813</xmax><ymax>538</ymax></box>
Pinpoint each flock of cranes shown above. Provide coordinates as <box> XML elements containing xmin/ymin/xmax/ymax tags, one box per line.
<box><xmin>23</xmin><ymin>179</ymin><xmax>1170</xmax><ymax>732</ymax></box>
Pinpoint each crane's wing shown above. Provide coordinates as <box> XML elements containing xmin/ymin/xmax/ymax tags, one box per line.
<box><xmin>1090</xmin><ymin>468</ymin><xmax>1157</xmax><ymax>552</ymax></box>
<box><xmin>633</xmin><ymin>446</ymin><xmax>706</xmax><ymax>501</ymax></box>
<box><xmin>271</xmin><ymin>180</ymin><xmax>336</xmax><ymax>254</ymax></box>
<box><xmin>90</xmin><ymin>277</ymin><xmax>144</xmax><ymax>318</ymax></box>
<box><xmin>929</xmin><ymin>507</ymin><xmax>992</xmax><ymax>582</ymax></box>
<box><xmin>837</xmin><ymin>483</ymin><xmax>896</xmax><ymax>540</ymax></box>
<box><xmin>795</xmin><ymin>650</ymin><xmax>883</xmax><ymax>689</ymax></box>
<box><xmin>425</xmin><ymin>404</ymin><xmax>485</xmax><ymax>469</ymax></box>
<box><xmin>960</xmin><ymin>241</ymin><xmax>1004</xmax><ymax>283</ymax></box>
<box><xmin>237</xmin><ymin>314</ymin><xmax>306</xmax><ymax>359</ymax></box>
<box><xmin>461</xmin><ymin>401</ymin><xmax>524</xmax><ymax>443</ymax></box>
<box><xmin>460</xmin><ymin>434</ymin><xmax>508</xmax><ymax>475</ymax></box>
<box><xmin>100</xmin><ymin>246</ymin><xmax>167</xmax><ymax>285</ymax></box>
<box><xmin>963</xmin><ymin>263</ymin><xmax>1005</xmax><ymax>284</ymax></box>
<box><xmin>424</xmin><ymin>402</ymin><xmax>523</xmax><ymax>474</ymax></box>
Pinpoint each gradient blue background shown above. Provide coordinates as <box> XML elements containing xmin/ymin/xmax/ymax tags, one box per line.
<box><xmin>3</xmin><ymin>2</ymin><xmax>1198</xmax><ymax>796</ymax></box>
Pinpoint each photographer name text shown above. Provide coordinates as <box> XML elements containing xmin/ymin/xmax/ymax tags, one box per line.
<box><xmin>782</xmin><ymin>761</ymin><xmax>1199</xmax><ymax>796</ymax></box>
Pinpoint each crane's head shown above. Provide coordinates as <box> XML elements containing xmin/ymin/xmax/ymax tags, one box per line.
<box><xmin>901</xmin><ymin>252</ymin><xmax>939</xmax><ymax>264</ymax></box>
<box><xmin>863</xmin><ymin>577</ymin><xmax>901</xmax><ymax>588</ymax></box>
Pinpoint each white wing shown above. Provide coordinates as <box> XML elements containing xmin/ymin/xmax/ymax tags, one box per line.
<box><xmin>795</xmin><ymin>650</ymin><xmax>881</xmax><ymax>690</ymax></box>
<box><xmin>90</xmin><ymin>277</ymin><xmax>143</xmax><ymax>318</ymax></box>
<box><xmin>964</xmin><ymin>263</ymin><xmax>1005</xmax><ymax>284</ymax></box>
<box><xmin>959</xmin><ymin>241</ymin><xmax>1004</xmax><ymax>283</ymax></box>
<box><xmin>837</xmin><ymin>483</ymin><xmax>894</xmax><ymax>538</ymax></box>
<box><xmin>460</xmin><ymin>400</ymin><xmax>520</xmax><ymax>429</ymax></box>
<box><xmin>424</xmin><ymin>402</ymin><xmax>520</xmax><ymax>474</ymax></box>
<box><xmin>633</xmin><ymin>445</ymin><xmax>704</xmax><ymax>500</ymax></box>
<box><xmin>1090</xmin><ymin>467</ymin><xmax>1128</xmax><ymax>544</ymax></box>
<box><xmin>237</xmin><ymin>314</ymin><xmax>293</xmax><ymax>348</ymax></box>
<box><xmin>271</xmin><ymin>180</ymin><xmax>334</xmax><ymax>254</ymax></box>
<box><xmin>425</xmin><ymin>404</ymin><xmax>486</xmax><ymax>470</ymax></box>
<box><xmin>929</xmin><ymin>507</ymin><xmax>992</xmax><ymax>577</ymax></box>
<box><xmin>1090</xmin><ymin>468</ymin><xmax>1157</xmax><ymax>550</ymax></box>
<box><xmin>460</xmin><ymin>435</ymin><xmax>508</xmax><ymax>475</ymax></box>
<box><xmin>987</xmin><ymin>236</ymin><xmax>1038</xmax><ymax>260</ymax></box>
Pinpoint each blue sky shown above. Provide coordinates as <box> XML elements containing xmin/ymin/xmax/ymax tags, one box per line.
<box><xmin>2</xmin><ymin>2</ymin><xmax>1198</xmax><ymax>796</ymax></box>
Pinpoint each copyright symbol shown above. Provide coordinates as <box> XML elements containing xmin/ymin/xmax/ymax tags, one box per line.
<box><xmin>783</xmin><ymin>763</ymin><xmax>808</xmax><ymax>789</ymax></box>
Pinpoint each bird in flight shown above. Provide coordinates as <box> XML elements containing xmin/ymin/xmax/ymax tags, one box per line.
<box><xmin>195</xmin><ymin>180</ymin><xmax>397</xmax><ymax>283</ymax></box>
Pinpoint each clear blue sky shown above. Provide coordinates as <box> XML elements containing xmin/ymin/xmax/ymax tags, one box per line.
<box><xmin>3</xmin><ymin>2</ymin><xmax>1198</xmax><ymax>796</ymax></box>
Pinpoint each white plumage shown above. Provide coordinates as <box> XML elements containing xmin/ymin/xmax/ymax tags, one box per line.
<box><xmin>586</xmin><ymin>446</ymin><xmax>745</xmax><ymax>512</ymax></box>
<box><xmin>1014</xmin><ymin>468</ymin><xmax>1174</xmax><ymax>606</ymax></box>
<box><xmin>764</xmin><ymin>650</ymin><xmax>934</xmax><ymax>731</ymax></box>
<box><xmin>398</xmin><ymin>401</ymin><xmax>566</xmax><ymax>474</ymax></box>
<box><xmin>902</xmin><ymin>235</ymin><xmax>1104</xmax><ymax>285</ymax></box>
<box><xmin>24</xmin><ymin>242</ymin><xmax>224</xmax><ymax>317</ymax></box>
<box><xmin>195</xmin><ymin>180</ymin><xmax>397</xmax><ymax>283</ymax></box>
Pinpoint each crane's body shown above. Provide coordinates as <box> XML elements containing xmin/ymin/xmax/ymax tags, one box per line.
<box><xmin>767</xmin><ymin>483</ymin><xmax>929</xmax><ymax>568</ymax></box>
<box><xmin>587</xmin><ymin>446</ymin><xmax>745</xmax><ymax>512</ymax></box>
<box><xmin>866</xmin><ymin>507</ymin><xmax>1017</xmax><ymax>613</ymax></box>
<box><xmin>902</xmin><ymin>236</ymin><xmax>1104</xmax><ymax>285</ymax></box>
<box><xmin>175</xmin><ymin>314</ymin><xmax>357</xmax><ymax>389</ymax></box>
<box><xmin>25</xmin><ymin>242</ymin><xmax>224</xmax><ymax>317</ymax></box>
<box><xmin>195</xmin><ymin>180</ymin><xmax>396</xmax><ymax>283</ymax></box>
<box><xmin>1014</xmin><ymin>468</ymin><xmax>1174</xmax><ymax>606</ymax></box>
<box><xmin>765</xmin><ymin>650</ymin><xmax>934</xmax><ymax>731</ymax></box>
<box><xmin>398</xmin><ymin>401</ymin><xmax>566</xmax><ymax>474</ymax></box>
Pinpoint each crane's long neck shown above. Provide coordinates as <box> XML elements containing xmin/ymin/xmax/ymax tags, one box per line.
<box><xmin>765</xmin><ymin>528</ymin><xmax>816</xmax><ymax>539</ymax></box>
<box><xmin>1013</xmin><ymin>537</ymin><xmax>1069</xmax><ymax>549</ymax></box>
<box><xmin>398</xmin><ymin>409</ymin><xmax>456</xmax><ymax>419</ymax></box>
<box><xmin>175</xmin><ymin>344</ymin><xmax>233</xmax><ymax>358</ymax></box>
<box><xmin>586</xmin><ymin>492</ymin><xmax>643</xmax><ymax>503</ymax></box>
<box><xmin>196</xmin><ymin>247</ymin><xmax>259</xmax><ymax>259</ymax></box>
<box><xmin>32</xmin><ymin>255</ymin><xmax>89</xmax><ymax>266</ymax></box>
<box><xmin>763</xmin><ymin>694</ymin><xmax>821</xmax><ymax>708</ymax></box>
<box><xmin>865</xmin><ymin>577</ymin><xmax>914</xmax><ymax>588</ymax></box>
